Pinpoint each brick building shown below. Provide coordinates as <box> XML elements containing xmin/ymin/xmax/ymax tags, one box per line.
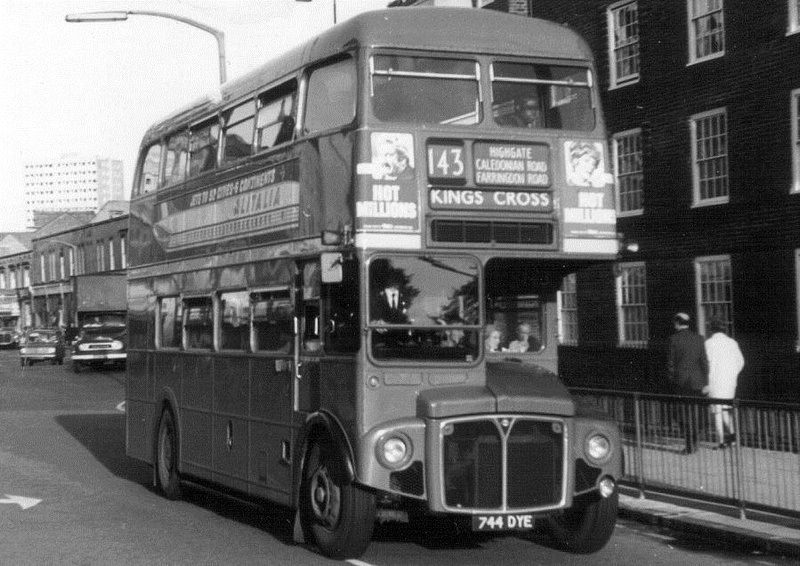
<box><xmin>496</xmin><ymin>1</ymin><xmax>800</xmax><ymax>400</ymax></box>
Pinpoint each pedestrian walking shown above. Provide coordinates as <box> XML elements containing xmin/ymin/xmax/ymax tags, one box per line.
<box><xmin>703</xmin><ymin>317</ymin><xmax>744</xmax><ymax>449</ymax></box>
<box><xmin>667</xmin><ymin>312</ymin><xmax>708</xmax><ymax>454</ymax></box>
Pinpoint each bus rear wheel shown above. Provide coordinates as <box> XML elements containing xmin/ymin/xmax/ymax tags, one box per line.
<box><xmin>299</xmin><ymin>439</ymin><xmax>376</xmax><ymax>559</ymax></box>
<box><xmin>545</xmin><ymin>490</ymin><xmax>618</xmax><ymax>554</ymax></box>
<box><xmin>155</xmin><ymin>408</ymin><xmax>182</xmax><ymax>500</ymax></box>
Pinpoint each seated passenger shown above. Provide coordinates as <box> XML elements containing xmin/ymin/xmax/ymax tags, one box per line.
<box><xmin>507</xmin><ymin>322</ymin><xmax>542</xmax><ymax>353</ymax></box>
<box><xmin>495</xmin><ymin>96</ymin><xmax>544</xmax><ymax>129</ymax></box>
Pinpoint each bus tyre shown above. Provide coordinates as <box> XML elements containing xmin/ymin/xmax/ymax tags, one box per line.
<box><xmin>72</xmin><ymin>361</ymin><xmax>81</xmax><ymax>373</ymax></box>
<box><xmin>299</xmin><ymin>440</ymin><xmax>376</xmax><ymax>559</ymax></box>
<box><xmin>546</xmin><ymin>490</ymin><xmax>618</xmax><ymax>554</ymax></box>
<box><xmin>155</xmin><ymin>408</ymin><xmax>182</xmax><ymax>500</ymax></box>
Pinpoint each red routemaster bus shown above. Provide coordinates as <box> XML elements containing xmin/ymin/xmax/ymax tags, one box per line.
<box><xmin>126</xmin><ymin>7</ymin><xmax>621</xmax><ymax>559</ymax></box>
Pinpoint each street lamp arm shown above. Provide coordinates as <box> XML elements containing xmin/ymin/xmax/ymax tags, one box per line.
<box><xmin>65</xmin><ymin>10</ymin><xmax>226</xmax><ymax>83</ymax></box>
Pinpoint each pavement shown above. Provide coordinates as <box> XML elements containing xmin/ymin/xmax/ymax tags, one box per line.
<box><xmin>618</xmin><ymin>491</ymin><xmax>800</xmax><ymax>559</ymax></box>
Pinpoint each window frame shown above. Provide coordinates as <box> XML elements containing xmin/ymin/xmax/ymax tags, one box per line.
<box><xmin>690</xmin><ymin>107</ymin><xmax>729</xmax><ymax>206</ymax></box>
<box><xmin>789</xmin><ymin>0</ymin><xmax>800</xmax><ymax>34</ymax></box>
<box><xmin>188</xmin><ymin>116</ymin><xmax>221</xmax><ymax>177</ymax></box>
<box><xmin>156</xmin><ymin>296</ymin><xmax>182</xmax><ymax>350</ymax></box>
<box><xmin>613</xmin><ymin>127</ymin><xmax>644</xmax><ymax>215</ymax></box>
<box><xmin>607</xmin><ymin>0</ymin><xmax>640</xmax><ymax>89</ymax></box>
<box><xmin>796</xmin><ymin>249</ymin><xmax>800</xmax><ymax>352</ymax></box>
<box><xmin>557</xmin><ymin>273</ymin><xmax>578</xmax><ymax>346</ymax></box>
<box><xmin>616</xmin><ymin>262</ymin><xmax>649</xmax><ymax>347</ymax></box>
<box><xmin>221</xmin><ymin>98</ymin><xmax>257</xmax><ymax>165</ymax></box>
<box><xmin>183</xmin><ymin>295</ymin><xmax>215</xmax><ymax>351</ymax></box>
<box><xmin>694</xmin><ymin>254</ymin><xmax>733</xmax><ymax>336</ymax></box>
<box><xmin>250</xmin><ymin>286</ymin><xmax>294</xmax><ymax>354</ymax></box>
<box><xmin>792</xmin><ymin>89</ymin><xmax>800</xmax><ymax>193</ymax></box>
<box><xmin>304</xmin><ymin>56</ymin><xmax>357</xmax><ymax>135</ymax></box>
<box><xmin>256</xmin><ymin>80</ymin><xmax>298</xmax><ymax>151</ymax></box>
<box><xmin>687</xmin><ymin>0</ymin><xmax>725</xmax><ymax>65</ymax></box>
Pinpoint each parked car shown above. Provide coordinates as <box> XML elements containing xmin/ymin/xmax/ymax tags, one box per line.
<box><xmin>71</xmin><ymin>321</ymin><xmax>127</xmax><ymax>373</ymax></box>
<box><xmin>19</xmin><ymin>328</ymin><xmax>65</xmax><ymax>366</ymax></box>
<box><xmin>0</xmin><ymin>329</ymin><xmax>19</xmax><ymax>349</ymax></box>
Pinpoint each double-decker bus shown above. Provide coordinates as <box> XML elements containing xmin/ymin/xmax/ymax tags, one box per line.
<box><xmin>126</xmin><ymin>7</ymin><xmax>621</xmax><ymax>559</ymax></box>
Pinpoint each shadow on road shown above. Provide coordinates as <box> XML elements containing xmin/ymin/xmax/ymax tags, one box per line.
<box><xmin>56</xmin><ymin>413</ymin><xmax>151</xmax><ymax>486</ymax></box>
<box><xmin>56</xmin><ymin>412</ymin><xmax>297</xmax><ymax>547</ymax></box>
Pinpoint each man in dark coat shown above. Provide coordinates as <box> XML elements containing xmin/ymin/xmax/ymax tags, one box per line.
<box><xmin>668</xmin><ymin>312</ymin><xmax>709</xmax><ymax>454</ymax></box>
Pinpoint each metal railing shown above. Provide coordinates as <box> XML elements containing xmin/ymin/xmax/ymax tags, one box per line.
<box><xmin>570</xmin><ymin>388</ymin><xmax>800</xmax><ymax>520</ymax></box>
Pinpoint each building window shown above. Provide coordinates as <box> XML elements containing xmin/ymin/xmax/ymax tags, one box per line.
<box><xmin>39</xmin><ymin>254</ymin><xmax>45</xmax><ymax>284</ymax></box>
<box><xmin>608</xmin><ymin>1</ymin><xmax>640</xmax><ymax>88</ymax></box>
<box><xmin>59</xmin><ymin>252</ymin><xmax>66</xmax><ymax>280</ymax></box>
<box><xmin>49</xmin><ymin>252</ymin><xmax>56</xmax><ymax>282</ymax></box>
<box><xmin>790</xmin><ymin>0</ymin><xmax>800</xmax><ymax>34</ymax></box>
<box><xmin>691</xmin><ymin>108</ymin><xmax>728</xmax><ymax>205</ymax></box>
<box><xmin>613</xmin><ymin>128</ymin><xmax>644</xmax><ymax>214</ymax></box>
<box><xmin>616</xmin><ymin>262</ymin><xmax>648</xmax><ymax>346</ymax></box>
<box><xmin>688</xmin><ymin>0</ymin><xmax>725</xmax><ymax>63</ymax></box>
<box><xmin>695</xmin><ymin>255</ymin><xmax>733</xmax><ymax>335</ymax></box>
<box><xmin>558</xmin><ymin>273</ymin><xmax>578</xmax><ymax>345</ymax></box>
<box><xmin>796</xmin><ymin>249</ymin><xmax>800</xmax><ymax>351</ymax></box>
<box><xmin>120</xmin><ymin>233</ymin><xmax>127</xmax><ymax>269</ymax></box>
<box><xmin>108</xmin><ymin>239</ymin><xmax>115</xmax><ymax>271</ymax></box>
<box><xmin>792</xmin><ymin>89</ymin><xmax>800</xmax><ymax>193</ymax></box>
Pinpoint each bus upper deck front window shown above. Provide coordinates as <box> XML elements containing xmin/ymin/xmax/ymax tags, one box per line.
<box><xmin>491</xmin><ymin>62</ymin><xmax>594</xmax><ymax>131</ymax></box>
<box><xmin>371</xmin><ymin>55</ymin><xmax>481</xmax><ymax>125</ymax></box>
<box><xmin>368</xmin><ymin>256</ymin><xmax>480</xmax><ymax>362</ymax></box>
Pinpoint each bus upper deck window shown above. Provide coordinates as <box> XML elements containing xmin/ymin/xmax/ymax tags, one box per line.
<box><xmin>137</xmin><ymin>143</ymin><xmax>161</xmax><ymax>195</ymax></box>
<box><xmin>491</xmin><ymin>62</ymin><xmax>595</xmax><ymax>132</ymax></box>
<box><xmin>304</xmin><ymin>58</ymin><xmax>356</xmax><ymax>134</ymax></box>
<box><xmin>163</xmin><ymin>131</ymin><xmax>188</xmax><ymax>187</ymax></box>
<box><xmin>222</xmin><ymin>101</ymin><xmax>255</xmax><ymax>164</ymax></box>
<box><xmin>371</xmin><ymin>55</ymin><xmax>480</xmax><ymax>125</ymax></box>
<box><xmin>189</xmin><ymin>120</ymin><xmax>220</xmax><ymax>177</ymax></box>
<box><xmin>257</xmin><ymin>84</ymin><xmax>297</xmax><ymax>150</ymax></box>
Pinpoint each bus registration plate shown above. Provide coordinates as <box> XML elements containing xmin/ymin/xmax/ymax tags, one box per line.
<box><xmin>472</xmin><ymin>514</ymin><xmax>535</xmax><ymax>531</ymax></box>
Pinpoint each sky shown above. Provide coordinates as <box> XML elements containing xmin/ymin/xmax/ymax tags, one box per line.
<box><xmin>0</xmin><ymin>0</ymin><xmax>390</xmax><ymax>232</ymax></box>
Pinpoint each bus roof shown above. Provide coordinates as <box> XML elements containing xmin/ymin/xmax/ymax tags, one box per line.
<box><xmin>140</xmin><ymin>7</ymin><xmax>594</xmax><ymax>144</ymax></box>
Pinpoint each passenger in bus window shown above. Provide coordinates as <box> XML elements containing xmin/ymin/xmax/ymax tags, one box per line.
<box><xmin>496</xmin><ymin>95</ymin><xmax>544</xmax><ymax>128</ymax></box>
<box><xmin>507</xmin><ymin>322</ymin><xmax>541</xmax><ymax>353</ymax></box>
<box><xmin>484</xmin><ymin>325</ymin><xmax>503</xmax><ymax>352</ymax></box>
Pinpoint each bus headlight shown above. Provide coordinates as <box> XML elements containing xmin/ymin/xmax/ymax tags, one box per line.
<box><xmin>585</xmin><ymin>433</ymin><xmax>611</xmax><ymax>464</ymax></box>
<box><xmin>110</xmin><ymin>340</ymin><xmax>124</xmax><ymax>350</ymax></box>
<box><xmin>376</xmin><ymin>433</ymin><xmax>412</xmax><ymax>469</ymax></box>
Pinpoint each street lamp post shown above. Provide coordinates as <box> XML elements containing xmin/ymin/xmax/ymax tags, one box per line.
<box><xmin>65</xmin><ymin>10</ymin><xmax>227</xmax><ymax>84</ymax></box>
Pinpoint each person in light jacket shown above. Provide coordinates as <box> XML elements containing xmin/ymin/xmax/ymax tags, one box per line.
<box><xmin>703</xmin><ymin>317</ymin><xmax>744</xmax><ymax>449</ymax></box>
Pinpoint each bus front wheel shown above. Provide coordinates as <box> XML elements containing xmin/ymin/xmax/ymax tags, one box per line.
<box><xmin>155</xmin><ymin>408</ymin><xmax>182</xmax><ymax>500</ymax></box>
<box><xmin>299</xmin><ymin>439</ymin><xmax>376</xmax><ymax>559</ymax></box>
<box><xmin>545</xmin><ymin>490</ymin><xmax>618</xmax><ymax>554</ymax></box>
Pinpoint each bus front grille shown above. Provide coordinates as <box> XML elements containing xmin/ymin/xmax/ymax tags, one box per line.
<box><xmin>430</xmin><ymin>219</ymin><xmax>554</xmax><ymax>245</ymax></box>
<box><xmin>441</xmin><ymin>417</ymin><xmax>565</xmax><ymax>511</ymax></box>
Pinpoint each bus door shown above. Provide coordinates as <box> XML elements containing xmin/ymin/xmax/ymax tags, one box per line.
<box><xmin>294</xmin><ymin>262</ymin><xmax>321</xmax><ymax>415</ymax></box>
